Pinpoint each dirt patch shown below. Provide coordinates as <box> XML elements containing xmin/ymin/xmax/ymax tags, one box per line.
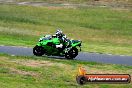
<box><xmin>22</xmin><ymin>60</ymin><xmax>54</xmax><ymax>67</ymax></box>
<box><xmin>10</xmin><ymin>68</ymin><xmax>39</xmax><ymax>77</ymax></box>
<box><xmin>15</xmin><ymin>59</ymin><xmax>66</xmax><ymax>68</ymax></box>
<box><xmin>46</xmin><ymin>6</ymin><xmax>65</xmax><ymax>10</ymax></box>
<box><xmin>0</xmin><ymin>0</ymin><xmax>14</xmax><ymax>3</ymax></box>
<box><xmin>0</xmin><ymin>56</ymin><xmax>9</xmax><ymax>61</ymax></box>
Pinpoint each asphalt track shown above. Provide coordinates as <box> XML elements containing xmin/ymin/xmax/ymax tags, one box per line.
<box><xmin>0</xmin><ymin>46</ymin><xmax>132</xmax><ymax>65</ymax></box>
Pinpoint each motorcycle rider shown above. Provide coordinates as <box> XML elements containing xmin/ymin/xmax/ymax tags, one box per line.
<box><xmin>55</xmin><ymin>29</ymin><xmax>70</xmax><ymax>50</ymax></box>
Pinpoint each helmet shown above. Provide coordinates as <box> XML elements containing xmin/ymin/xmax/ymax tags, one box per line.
<box><xmin>56</xmin><ymin>29</ymin><xmax>63</xmax><ymax>38</ymax></box>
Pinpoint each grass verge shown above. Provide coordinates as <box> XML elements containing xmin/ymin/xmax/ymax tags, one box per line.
<box><xmin>0</xmin><ymin>54</ymin><xmax>132</xmax><ymax>88</ymax></box>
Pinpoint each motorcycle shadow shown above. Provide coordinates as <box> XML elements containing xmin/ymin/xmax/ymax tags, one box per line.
<box><xmin>41</xmin><ymin>55</ymin><xmax>75</xmax><ymax>60</ymax></box>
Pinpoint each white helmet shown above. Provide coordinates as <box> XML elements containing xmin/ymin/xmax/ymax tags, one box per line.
<box><xmin>56</xmin><ymin>29</ymin><xmax>63</xmax><ymax>38</ymax></box>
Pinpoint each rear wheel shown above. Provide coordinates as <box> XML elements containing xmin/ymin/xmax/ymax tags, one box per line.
<box><xmin>65</xmin><ymin>47</ymin><xmax>78</xmax><ymax>59</ymax></box>
<box><xmin>33</xmin><ymin>45</ymin><xmax>44</xmax><ymax>56</ymax></box>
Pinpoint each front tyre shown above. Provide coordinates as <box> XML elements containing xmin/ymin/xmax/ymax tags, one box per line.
<box><xmin>33</xmin><ymin>45</ymin><xmax>44</xmax><ymax>56</ymax></box>
<box><xmin>71</xmin><ymin>47</ymin><xmax>78</xmax><ymax>58</ymax></box>
<box><xmin>65</xmin><ymin>47</ymin><xmax>78</xmax><ymax>59</ymax></box>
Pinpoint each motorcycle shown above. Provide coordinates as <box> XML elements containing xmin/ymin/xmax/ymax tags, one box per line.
<box><xmin>33</xmin><ymin>35</ymin><xmax>82</xmax><ymax>59</ymax></box>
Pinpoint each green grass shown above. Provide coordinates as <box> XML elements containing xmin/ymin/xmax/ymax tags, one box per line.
<box><xmin>15</xmin><ymin>0</ymin><xmax>132</xmax><ymax>4</ymax></box>
<box><xmin>0</xmin><ymin>4</ymin><xmax>132</xmax><ymax>55</ymax></box>
<box><xmin>0</xmin><ymin>54</ymin><xmax>132</xmax><ymax>88</ymax></box>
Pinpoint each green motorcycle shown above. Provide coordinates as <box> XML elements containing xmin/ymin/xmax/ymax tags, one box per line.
<box><xmin>33</xmin><ymin>35</ymin><xmax>82</xmax><ymax>59</ymax></box>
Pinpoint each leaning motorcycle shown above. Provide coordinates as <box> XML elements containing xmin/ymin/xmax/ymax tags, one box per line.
<box><xmin>33</xmin><ymin>35</ymin><xmax>82</xmax><ymax>59</ymax></box>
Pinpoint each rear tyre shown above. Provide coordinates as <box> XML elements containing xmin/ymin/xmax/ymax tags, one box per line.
<box><xmin>65</xmin><ymin>47</ymin><xmax>78</xmax><ymax>59</ymax></box>
<box><xmin>33</xmin><ymin>45</ymin><xmax>44</xmax><ymax>56</ymax></box>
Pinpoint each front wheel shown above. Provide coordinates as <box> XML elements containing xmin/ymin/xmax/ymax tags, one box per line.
<box><xmin>33</xmin><ymin>45</ymin><xmax>44</xmax><ymax>56</ymax></box>
<box><xmin>65</xmin><ymin>47</ymin><xmax>78</xmax><ymax>59</ymax></box>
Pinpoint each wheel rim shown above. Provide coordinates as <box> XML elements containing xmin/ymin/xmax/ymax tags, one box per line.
<box><xmin>71</xmin><ymin>49</ymin><xmax>76</xmax><ymax>56</ymax></box>
<box><xmin>65</xmin><ymin>48</ymin><xmax>78</xmax><ymax>59</ymax></box>
<box><xmin>70</xmin><ymin>48</ymin><xmax>78</xmax><ymax>57</ymax></box>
